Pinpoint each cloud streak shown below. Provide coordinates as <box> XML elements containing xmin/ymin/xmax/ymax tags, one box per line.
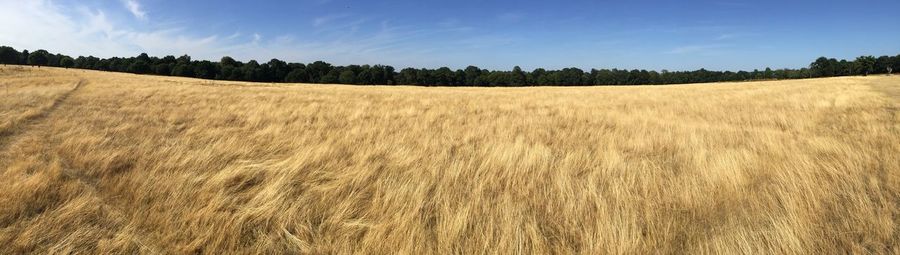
<box><xmin>0</xmin><ymin>0</ymin><xmax>559</xmax><ymax>69</ymax></box>
<box><xmin>0</xmin><ymin>0</ymin><xmax>458</xmax><ymax>68</ymax></box>
<box><xmin>123</xmin><ymin>0</ymin><xmax>146</xmax><ymax>20</ymax></box>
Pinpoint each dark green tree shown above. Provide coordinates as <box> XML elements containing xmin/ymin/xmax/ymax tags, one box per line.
<box><xmin>171</xmin><ymin>64</ymin><xmax>194</xmax><ymax>77</ymax></box>
<box><xmin>320</xmin><ymin>69</ymin><xmax>340</xmax><ymax>84</ymax></box>
<box><xmin>854</xmin><ymin>56</ymin><xmax>876</xmax><ymax>76</ymax></box>
<box><xmin>27</xmin><ymin>50</ymin><xmax>50</xmax><ymax>67</ymax></box>
<box><xmin>874</xmin><ymin>56</ymin><xmax>891</xmax><ymax>74</ymax></box>
<box><xmin>241</xmin><ymin>60</ymin><xmax>260</xmax><ymax>81</ymax></box>
<box><xmin>284</xmin><ymin>68</ymin><xmax>309</xmax><ymax>83</ymax></box>
<box><xmin>434</xmin><ymin>67</ymin><xmax>454</xmax><ymax>86</ymax></box>
<box><xmin>266</xmin><ymin>59</ymin><xmax>289</xmax><ymax>82</ymax></box>
<box><xmin>810</xmin><ymin>57</ymin><xmax>835</xmax><ymax>77</ymax></box>
<box><xmin>464</xmin><ymin>66</ymin><xmax>482</xmax><ymax>85</ymax></box>
<box><xmin>339</xmin><ymin>70</ymin><xmax>357</xmax><ymax>84</ymax></box>
<box><xmin>19</xmin><ymin>50</ymin><xmax>29</xmax><ymax>65</ymax></box>
<box><xmin>59</xmin><ymin>56</ymin><xmax>75</xmax><ymax>68</ymax></box>
<box><xmin>127</xmin><ymin>60</ymin><xmax>151</xmax><ymax>74</ymax></box>
<box><xmin>0</xmin><ymin>46</ymin><xmax>19</xmax><ymax>65</ymax></box>
<box><xmin>154</xmin><ymin>63</ymin><xmax>173</xmax><ymax>76</ymax></box>
<box><xmin>511</xmin><ymin>66</ymin><xmax>527</xmax><ymax>85</ymax></box>
<box><xmin>194</xmin><ymin>61</ymin><xmax>218</xmax><ymax>79</ymax></box>
<box><xmin>397</xmin><ymin>68</ymin><xmax>417</xmax><ymax>85</ymax></box>
<box><xmin>220</xmin><ymin>56</ymin><xmax>237</xmax><ymax>67</ymax></box>
<box><xmin>136</xmin><ymin>53</ymin><xmax>151</xmax><ymax>63</ymax></box>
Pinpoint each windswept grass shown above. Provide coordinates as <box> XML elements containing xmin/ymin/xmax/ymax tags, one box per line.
<box><xmin>1</xmin><ymin>66</ymin><xmax>898</xmax><ymax>254</ymax></box>
<box><xmin>0</xmin><ymin>67</ymin><xmax>79</xmax><ymax>140</ymax></box>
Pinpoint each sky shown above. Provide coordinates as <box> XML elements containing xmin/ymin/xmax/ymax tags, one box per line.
<box><xmin>1</xmin><ymin>0</ymin><xmax>898</xmax><ymax>71</ymax></box>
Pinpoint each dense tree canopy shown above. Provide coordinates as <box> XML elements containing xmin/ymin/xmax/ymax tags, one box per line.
<box><xmin>26</xmin><ymin>50</ymin><xmax>50</xmax><ymax>67</ymax></box>
<box><xmin>0</xmin><ymin>46</ymin><xmax>18</xmax><ymax>65</ymax></box>
<box><xmin>2</xmin><ymin>46</ymin><xmax>897</xmax><ymax>86</ymax></box>
<box><xmin>58</xmin><ymin>56</ymin><xmax>75</xmax><ymax>68</ymax></box>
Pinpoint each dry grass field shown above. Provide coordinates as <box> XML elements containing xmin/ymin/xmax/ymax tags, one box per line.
<box><xmin>0</xmin><ymin>66</ymin><xmax>898</xmax><ymax>254</ymax></box>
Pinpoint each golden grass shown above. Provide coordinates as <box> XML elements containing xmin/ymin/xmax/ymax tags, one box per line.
<box><xmin>0</xmin><ymin>67</ymin><xmax>79</xmax><ymax>141</ymax></box>
<box><xmin>0</xmin><ymin>66</ymin><xmax>898</xmax><ymax>254</ymax></box>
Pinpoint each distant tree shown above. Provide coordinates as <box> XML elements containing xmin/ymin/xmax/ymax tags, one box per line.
<box><xmin>194</xmin><ymin>61</ymin><xmax>218</xmax><ymax>79</ymax></box>
<box><xmin>434</xmin><ymin>67</ymin><xmax>455</xmax><ymax>86</ymax></box>
<box><xmin>176</xmin><ymin>55</ymin><xmax>191</xmax><ymax>64</ymax></box>
<box><xmin>0</xmin><ymin>46</ymin><xmax>19</xmax><ymax>65</ymax></box>
<box><xmin>559</xmin><ymin>68</ymin><xmax>584</xmax><ymax>85</ymax></box>
<box><xmin>322</xmin><ymin>70</ymin><xmax>340</xmax><ymax>83</ymax></box>
<box><xmin>20</xmin><ymin>50</ymin><xmax>29</xmax><ymax>65</ymax></box>
<box><xmin>379</xmin><ymin>65</ymin><xmax>396</xmax><ymax>85</ymax></box>
<box><xmin>227</xmin><ymin>67</ymin><xmax>245</xmax><ymax>80</ymax></box>
<box><xmin>531</xmin><ymin>68</ymin><xmax>547</xmax><ymax>85</ymax></box>
<box><xmin>339</xmin><ymin>70</ymin><xmax>357</xmax><ymax>84</ymax></box>
<box><xmin>160</xmin><ymin>55</ymin><xmax>177</xmax><ymax>65</ymax></box>
<box><xmin>511</xmin><ymin>66</ymin><xmax>527</xmax><ymax>85</ymax></box>
<box><xmin>284</xmin><ymin>68</ymin><xmax>309</xmax><ymax>83</ymax></box>
<box><xmin>126</xmin><ymin>60</ymin><xmax>150</xmax><ymax>74</ymax></box>
<box><xmin>27</xmin><ymin>50</ymin><xmax>50</xmax><ymax>67</ymax></box>
<box><xmin>59</xmin><ymin>56</ymin><xmax>75</xmax><ymax>68</ymax></box>
<box><xmin>217</xmin><ymin>57</ymin><xmax>237</xmax><ymax>80</ymax></box>
<box><xmin>854</xmin><ymin>56</ymin><xmax>876</xmax><ymax>76</ymax></box>
<box><xmin>838</xmin><ymin>59</ymin><xmax>854</xmax><ymax>76</ymax></box>
<box><xmin>397</xmin><ymin>68</ymin><xmax>418</xmax><ymax>85</ymax></box>
<box><xmin>895</xmin><ymin>55</ymin><xmax>900</xmax><ymax>70</ymax></box>
<box><xmin>73</xmin><ymin>56</ymin><xmax>87</xmax><ymax>68</ymax></box>
<box><xmin>893</xmin><ymin>55</ymin><xmax>900</xmax><ymax>75</ymax></box>
<box><xmin>266</xmin><ymin>58</ymin><xmax>289</xmax><ymax>82</ymax></box>
<box><xmin>136</xmin><ymin>53</ymin><xmax>151</xmax><ymax>63</ymax></box>
<box><xmin>874</xmin><ymin>56</ymin><xmax>891</xmax><ymax>74</ymax></box>
<box><xmin>154</xmin><ymin>63</ymin><xmax>173</xmax><ymax>76</ymax></box>
<box><xmin>220</xmin><ymin>56</ymin><xmax>238</xmax><ymax>67</ymax></box>
<box><xmin>241</xmin><ymin>60</ymin><xmax>260</xmax><ymax>81</ymax></box>
<box><xmin>485</xmin><ymin>71</ymin><xmax>509</xmax><ymax>86</ymax></box>
<box><xmin>171</xmin><ymin>63</ymin><xmax>194</xmax><ymax>77</ymax></box>
<box><xmin>464</xmin><ymin>66</ymin><xmax>482</xmax><ymax>85</ymax></box>
<box><xmin>454</xmin><ymin>69</ymin><xmax>466</xmax><ymax>86</ymax></box>
<box><xmin>3</xmin><ymin>45</ymin><xmax>898</xmax><ymax>86</ymax></box>
<box><xmin>94</xmin><ymin>59</ymin><xmax>110</xmax><ymax>71</ymax></box>
<box><xmin>416</xmin><ymin>68</ymin><xmax>434</xmax><ymax>85</ymax></box>
<box><xmin>810</xmin><ymin>57</ymin><xmax>834</xmax><ymax>77</ymax></box>
<box><xmin>355</xmin><ymin>65</ymin><xmax>373</xmax><ymax>85</ymax></box>
<box><xmin>307</xmin><ymin>61</ymin><xmax>333</xmax><ymax>82</ymax></box>
<box><xmin>47</xmin><ymin>54</ymin><xmax>62</xmax><ymax>67</ymax></box>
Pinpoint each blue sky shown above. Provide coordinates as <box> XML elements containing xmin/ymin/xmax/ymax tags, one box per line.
<box><xmin>1</xmin><ymin>0</ymin><xmax>898</xmax><ymax>71</ymax></box>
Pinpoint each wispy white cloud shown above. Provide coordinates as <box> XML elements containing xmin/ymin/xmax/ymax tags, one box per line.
<box><xmin>122</xmin><ymin>0</ymin><xmax>146</xmax><ymax>20</ymax></box>
<box><xmin>0</xmin><ymin>0</ymin><xmax>447</xmax><ymax>67</ymax></box>
<box><xmin>252</xmin><ymin>33</ymin><xmax>262</xmax><ymax>44</ymax></box>
<box><xmin>437</xmin><ymin>18</ymin><xmax>474</xmax><ymax>32</ymax></box>
<box><xmin>664</xmin><ymin>25</ymin><xmax>732</xmax><ymax>34</ymax></box>
<box><xmin>312</xmin><ymin>13</ymin><xmax>350</xmax><ymax>27</ymax></box>
<box><xmin>714</xmin><ymin>32</ymin><xmax>756</xmax><ymax>41</ymax></box>
<box><xmin>5</xmin><ymin>0</ymin><xmax>552</xmax><ymax>69</ymax></box>
<box><xmin>226</xmin><ymin>32</ymin><xmax>242</xmax><ymax>40</ymax></box>
<box><xmin>451</xmin><ymin>35</ymin><xmax>519</xmax><ymax>49</ymax></box>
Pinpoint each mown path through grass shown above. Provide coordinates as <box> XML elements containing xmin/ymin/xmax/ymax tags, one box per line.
<box><xmin>0</xmin><ymin>79</ymin><xmax>85</xmax><ymax>151</ymax></box>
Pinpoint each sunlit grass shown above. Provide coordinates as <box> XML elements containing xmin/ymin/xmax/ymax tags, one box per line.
<box><xmin>1</xmin><ymin>66</ymin><xmax>897</xmax><ymax>254</ymax></box>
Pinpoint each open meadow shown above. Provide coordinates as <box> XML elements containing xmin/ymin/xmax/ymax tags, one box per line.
<box><xmin>0</xmin><ymin>66</ymin><xmax>898</xmax><ymax>254</ymax></box>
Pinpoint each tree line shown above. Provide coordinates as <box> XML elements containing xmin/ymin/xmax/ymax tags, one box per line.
<box><xmin>1</xmin><ymin>46</ymin><xmax>897</xmax><ymax>86</ymax></box>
